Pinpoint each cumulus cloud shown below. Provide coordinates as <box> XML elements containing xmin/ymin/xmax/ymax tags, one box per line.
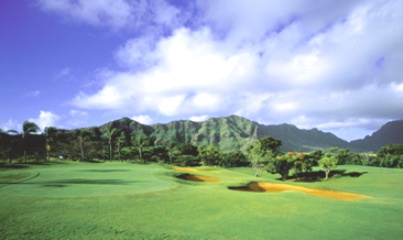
<box><xmin>190</xmin><ymin>115</ymin><xmax>209</xmax><ymax>122</ymax></box>
<box><xmin>132</xmin><ymin>115</ymin><xmax>153</xmax><ymax>125</ymax></box>
<box><xmin>68</xmin><ymin>0</ymin><xmax>403</xmax><ymax>140</ymax></box>
<box><xmin>29</xmin><ymin>111</ymin><xmax>61</xmax><ymax>131</ymax></box>
<box><xmin>1</xmin><ymin>119</ymin><xmax>21</xmax><ymax>132</ymax></box>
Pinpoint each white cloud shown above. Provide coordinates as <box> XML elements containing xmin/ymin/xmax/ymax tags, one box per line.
<box><xmin>131</xmin><ymin>115</ymin><xmax>153</xmax><ymax>125</ymax></box>
<box><xmin>29</xmin><ymin>111</ymin><xmax>61</xmax><ymax>131</ymax></box>
<box><xmin>37</xmin><ymin>0</ymin><xmax>133</xmax><ymax>29</ymax></box>
<box><xmin>72</xmin><ymin>27</ymin><xmax>259</xmax><ymax>116</ymax></box>
<box><xmin>190</xmin><ymin>115</ymin><xmax>209</xmax><ymax>122</ymax></box>
<box><xmin>1</xmin><ymin>119</ymin><xmax>21</xmax><ymax>132</ymax></box>
<box><xmin>69</xmin><ymin>109</ymin><xmax>88</xmax><ymax>117</ymax></box>
<box><xmin>68</xmin><ymin>0</ymin><xmax>403</xmax><ymax>140</ymax></box>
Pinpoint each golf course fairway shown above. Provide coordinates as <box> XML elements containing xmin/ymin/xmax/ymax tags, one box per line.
<box><xmin>1</xmin><ymin>162</ymin><xmax>402</xmax><ymax>239</ymax></box>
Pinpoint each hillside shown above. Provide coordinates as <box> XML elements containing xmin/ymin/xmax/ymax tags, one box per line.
<box><xmin>101</xmin><ymin>115</ymin><xmax>349</xmax><ymax>152</ymax></box>
<box><xmin>98</xmin><ymin>115</ymin><xmax>403</xmax><ymax>153</ymax></box>
<box><xmin>349</xmin><ymin>120</ymin><xmax>403</xmax><ymax>152</ymax></box>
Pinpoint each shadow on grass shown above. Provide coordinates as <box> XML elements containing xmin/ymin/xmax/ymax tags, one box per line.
<box><xmin>228</xmin><ymin>184</ymin><xmax>265</xmax><ymax>192</ymax></box>
<box><xmin>0</xmin><ymin>163</ymin><xmax>29</xmax><ymax>169</ymax></box>
<box><xmin>80</xmin><ymin>169</ymin><xmax>130</xmax><ymax>173</ymax></box>
<box><xmin>84</xmin><ymin>160</ymin><xmax>105</xmax><ymax>164</ymax></box>
<box><xmin>279</xmin><ymin>169</ymin><xmax>369</xmax><ymax>182</ymax></box>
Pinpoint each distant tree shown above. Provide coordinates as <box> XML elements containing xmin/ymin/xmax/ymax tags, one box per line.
<box><xmin>4</xmin><ymin>129</ymin><xmax>18</xmax><ymax>163</ymax></box>
<box><xmin>289</xmin><ymin>152</ymin><xmax>309</xmax><ymax>180</ymax></box>
<box><xmin>220</xmin><ymin>151</ymin><xmax>248</xmax><ymax>167</ymax></box>
<box><xmin>318</xmin><ymin>154</ymin><xmax>338</xmax><ymax>180</ymax></box>
<box><xmin>166</xmin><ymin>141</ymin><xmax>180</xmax><ymax>164</ymax></box>
<box><xmin>116</xmin><ymin>131</ymin><xmax>127</xmax><ymax>162</ymax></box>
<box><xmin>102</xmin><ymin>127</ymin><xmax>118</xmax><ymax>161</ymax></box>
<box><xmin>44</xmin><ymin>127</ymin><xmax>57</xmax><ymax>161</ymax></box>
<box><xmin>172</xmin><ymin>143</ymin><xmax>199</xmax><ymax>166</ymax></box>
<box><xmin>267</xmin><ymin>153</ymin><xmax>294</xmax><ymax>181</ymax></box>
<box><xmin>377</xmin><ymin>144</ymin><xmax>403</xmax><ymax>158</ymax></box>
<box><xmin>131</xmin><ymin>132</ymin><xmax>151</xmax><ymax>163</ymax></box>
<box><xmin>22</xmin><ymin>121</ymin><xmax>40</xmax><ymax>162</ymax></box>
<box><xmin>178</xmin><ymin>143</ymin><xmax>199</xmax><ymax>156</ymax></box>
<box><xmin>76</xmin><ymin>128</ymin><xmax>93</xmax><ymax>162</ymax></box>
<box><xmin>330</xmin><ymin>147</ymin><xmax>350</xmax><ymax>165</ymax></box>
<box><xmin>198</xmin><ymin>145</ymin><xmax>221</xmax><ymax>166</ymax></box>
<box><xmin>247</xmin><ymin>140</ymin><xmax>272</xmax><ymax>177</ymax></box>
<box><xmin>259</xmin><ymin>136</ymin><xmax>282</xmax><ymax>153</ymax></box>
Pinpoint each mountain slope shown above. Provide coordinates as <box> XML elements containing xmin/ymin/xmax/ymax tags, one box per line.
<box><xmin>98</xmin><ymin>115</ymin><xmax>403</xmax><ymax>153</ymax></box>
<box><xmin>263</xmin><ymin>124</ymin><xmax>348</xmax><ymax>152</ymax></box>
<box><xmin>150</xmin><ymin>115</ymin><xmax>347</xmax><ymax>152</ymax></box>
<box><xmin>349</xmin><ymin>120</ymin><xmax>403</xmax><ymax>152</ymax></box>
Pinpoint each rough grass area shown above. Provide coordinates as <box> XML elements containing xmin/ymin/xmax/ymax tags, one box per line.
<box><xmin>0</xmin><ymin>162</ymin><xmax>402</xmax><ymax>239</ymax></box>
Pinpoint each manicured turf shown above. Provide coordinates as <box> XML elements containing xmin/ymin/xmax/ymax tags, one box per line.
<box><xmin>0</xmin><ymin>162</ymin><xmax>402</xmax><ymax>239</ymax></box>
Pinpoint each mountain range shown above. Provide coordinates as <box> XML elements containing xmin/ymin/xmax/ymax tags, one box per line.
<box><xmin>101</xmin><ymin>115</ymin><xmax>403</xmax><ymax>153</ymax></box>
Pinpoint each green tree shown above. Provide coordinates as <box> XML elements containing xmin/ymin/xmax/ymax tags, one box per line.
<box><xmin>330</xmin><ymin>147</ymin><xmax>350</xmax><ymax>165</ymax></box>
<box><xmin>166</xmin><ymin>141</ymin><xmax>180</xmax><ymax>164</ymax></box>
<box><xmin>198</xmin><ymin>145</ymin><xmax>221</xmax><ymax>166</ymax></box>
<box><xmin>318</xmin><ymin>154</ymin><xmax>338</xmax><ymax>180</ymax></box>
<box><xmin>44</xmin><ymin>127</ymin><xmax>57</xmax><ymax>161</ymax></box>
<box><xmin>116</xmin><ymin>131</ymin><xmax>127</xmax><ymax>162</ymax></box>
<box><xmin>220</xmin><ymin>151</ymin><xmax>248</xmax><ymax>167</ymax></box>
<box><xmin>131</xmin><ymin>132</ymin><xmax>151</xmax><ymax>163</ymax></box>
<box><xmin>76</xmin><ymin>128</ymin><xmax>93</xmax><ymax>162</ymax></box>
<box><xmin>259</xmin><ymin>135</ymin><xmax>282</xmax><ymax>153</ymax></box>
<box><xmin>267</xmin><ymin>153</ymin><xmax>294</xmax><ymax>181</ymax></box>
<box><xmin>289</xmin><ymin>152</ymin><xmax>310</xmax><ymax>180</ymax></box>
<box><xmin>22</xmin><ymin>121</ymin><xmax>40</xmax><ymax>162</ymax></box>
<box><xmin>247</xmin><ymin>140</ymin><xmax>271</xmax><ymax>177</ymax></box>
<box><xmin>102</xmin><ymin>127</ymin><xmax>118</xmax><ymax>161</ymax></box>
<box><xmin>4</xmin><ymin>129</ymin><xmax>18</xmax><ymax>164</ymax></box>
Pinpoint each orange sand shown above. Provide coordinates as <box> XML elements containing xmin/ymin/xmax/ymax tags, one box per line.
<box><xmin>174</xmin><ymin>167</ymin><xmax>219</xmax><ymax>173</ymax></box>
<box><xmin>233</xmin><ymin>182</ymin><xmax>372</xmax><ymax>201</ymax></box>
<box><xmin>179</xmin><ymin>174</ymin><xmax>220</xmax><ymax>182</ymax></box>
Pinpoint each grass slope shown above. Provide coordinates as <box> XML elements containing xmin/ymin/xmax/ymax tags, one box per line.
<box><xmin>0</xmin><ymin>162</ymin><xmax>402</xmax><ymax>239</ymax></box>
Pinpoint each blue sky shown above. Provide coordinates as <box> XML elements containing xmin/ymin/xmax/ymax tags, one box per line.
<box><xmin>1</xmin><ymin>0</ymin><xmax>403</xmax><ymax>141</ymax></box>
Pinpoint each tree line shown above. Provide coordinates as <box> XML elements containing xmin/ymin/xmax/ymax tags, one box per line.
<box><xmin>1</xmin><ymin>121</ymin><xmax>402</xmax><ymax>173</ymax></box>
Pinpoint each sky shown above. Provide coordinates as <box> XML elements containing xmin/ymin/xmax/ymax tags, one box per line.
<box><xmin>1</xmin><ymin>0</ymin><xmax>403</xmax><ymax>141</ymax></box>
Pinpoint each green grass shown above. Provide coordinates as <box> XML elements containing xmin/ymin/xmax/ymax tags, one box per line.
<box><xmin>0</xmin><ymin>162</ymin><xmax>402</xmax><ymax>239</ymax></box>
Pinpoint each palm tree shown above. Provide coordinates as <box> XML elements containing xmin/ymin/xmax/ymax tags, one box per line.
<box><xmin>167</xmin><ymin>141</ymin><xmax>180</xmax><ymax>164</ymax></box>
<box><xmin>102</xmin><ymin>127</ymin><xmax>118</xmax><ymax>161</ymax></box>
<box><xmin>116</xmin><ymin>131</ymin><xmax>126</xmax><ymax>162</ymax></box>
<box><xmin>22</xmin><ymin>121</ymin><xmax>40</xmax><ymax>162</ymax></box>
<box><xmin>131</xmin><ymin>132</ymin><xmax>150</xmax><ymax>163</ymax></box>
<box><xmin>76</xmin><ymin>128</ymin><xmax>93</xmax><ymax>162</ymax></box>
<box><xmin>2</xmin><ymin>129</ymin><xmax>18</xmax><ymax>164</ymax></box>
<box><xmin>44</xmin><ymin>127</ymin><xmax>57</xmax><ymax>161</ymax></box>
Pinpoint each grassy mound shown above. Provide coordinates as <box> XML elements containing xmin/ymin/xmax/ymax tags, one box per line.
<box><xmin>0</xmin><ymin>162</ymin><xmax>172</xmax><ymax>197</ymax></box>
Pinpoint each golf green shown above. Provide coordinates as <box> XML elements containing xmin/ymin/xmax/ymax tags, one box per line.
<box><xmin>0</xmin><ymin>162</ymin><xmax>173</xmax><ymax>197</ymax></box>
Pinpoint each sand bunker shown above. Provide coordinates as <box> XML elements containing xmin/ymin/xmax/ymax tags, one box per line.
<box><xmin>177</xmin><ymin>174</ymin><xmax>220</xmax><ymax>182</ymax></box>
<box><xmin>230</xmin><ymin>182</ymin><xmax>371</xmax><ymax>201</ymax></box>
<box><xmin>174</xmin><ymin>167</ymin><xmax>219</xmax><ymax>173</ymax></box>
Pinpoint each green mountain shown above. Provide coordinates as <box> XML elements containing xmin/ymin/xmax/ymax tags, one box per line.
<box><xmin>102</xmin><ymin>115</ymin><xmax>348</xmax><ymax>152</ymax></box>
<box><xmin>100</xmin><ymin>115</ymin><xmax>403</xmax><ymax>153</ymax></box>
<box><xmin>263</xmin><ymin>123</ymin><xmax>349</xmax><ymax>152</ymax></box>
<box><xmin>349</xmin><ymin>120</ymin><xmax>403</xmax><ymax>152</ymax></box>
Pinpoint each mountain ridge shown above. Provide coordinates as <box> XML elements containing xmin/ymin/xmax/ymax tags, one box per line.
<box><xmin>98</xmin><ymin>115</ymin><xmax>403</xmax><ymax>152</ymax></box>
